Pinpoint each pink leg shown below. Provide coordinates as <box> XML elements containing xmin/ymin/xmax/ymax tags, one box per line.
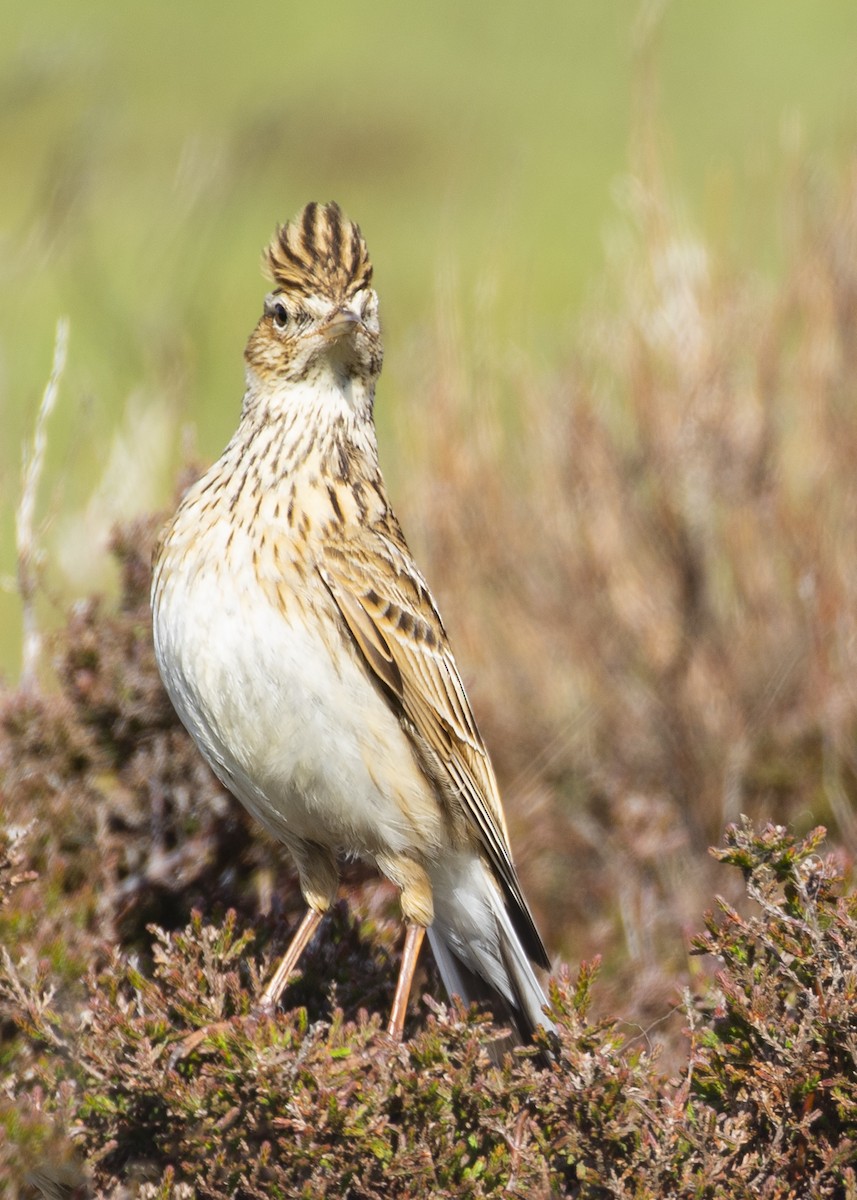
<box><xmin>387</xmin><ymin>922</ymin><xmax>426</xmax><ymax>1039</ymax></box>
<box><xmin>260</xmin><ymin>907</ymin><xmax>324</xmax><ymax>1009</ymax></box>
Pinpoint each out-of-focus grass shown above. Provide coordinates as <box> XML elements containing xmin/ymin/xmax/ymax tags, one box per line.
<box><xmin>3</xmin><ymin>1</ymin><xmax>857</xmax><ymax>678</ymax></box>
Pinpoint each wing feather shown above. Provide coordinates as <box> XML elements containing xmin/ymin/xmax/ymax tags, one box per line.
<box><xmin>331</xmin><ymin>582</ymin><xmax>403</xmax><ymax>697</ymax></box>
<box><xmin>318</xmin><ymin>529</ymin><xmax>549</xmax><ymax>968</ymax></box>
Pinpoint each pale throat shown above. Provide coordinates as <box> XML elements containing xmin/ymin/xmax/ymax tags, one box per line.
<box><xmin>238</xmin><ymin>360</ymin><xmax>382</xmax><ymax>484</ymax></box>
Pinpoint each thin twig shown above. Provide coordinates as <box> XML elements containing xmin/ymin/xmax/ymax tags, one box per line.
<box><xmin>16</xmin><ymin>317</ymin><xmax>69</xmax><ymax>692</ymax></box>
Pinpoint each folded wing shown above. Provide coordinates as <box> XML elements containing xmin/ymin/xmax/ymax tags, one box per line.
<box><xmin>318</xmin><ymin>527</ymin><xmax>549</xmax><ymax>970</ymax></box>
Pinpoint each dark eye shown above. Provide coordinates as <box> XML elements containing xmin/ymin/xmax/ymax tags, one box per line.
<box><xmin>271</xmin><ymin>301</ymin><xmax>289</xmax><ymax>329</ymax></box>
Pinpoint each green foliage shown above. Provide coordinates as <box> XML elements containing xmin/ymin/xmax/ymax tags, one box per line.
<box><xmin>689</xmin><ymin>821</ymin><xmax>857</xmax><ymax>1180</ymax></box>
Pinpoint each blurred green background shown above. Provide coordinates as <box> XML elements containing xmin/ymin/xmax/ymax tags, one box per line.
<box><xmin>2</xmin><ymin>0</ymin><xmax>857</xmax><ymax>680</ymax></box>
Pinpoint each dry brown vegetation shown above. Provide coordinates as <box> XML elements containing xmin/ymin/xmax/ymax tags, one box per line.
<box><xmin>395</xmin><ymin>159</ymin><xmax>857</xmax><ymax>1029</ymax></box>
<box><xmin>3</xmin><ymin>158</ymin><xmax>857</xmax><ymax>1196</ymax></box>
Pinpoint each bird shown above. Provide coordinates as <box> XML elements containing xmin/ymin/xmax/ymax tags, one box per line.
<box><xmin>151</xmin><ymin>201</ymin><xmax>555</xmax><ymax>1053</ymax></box>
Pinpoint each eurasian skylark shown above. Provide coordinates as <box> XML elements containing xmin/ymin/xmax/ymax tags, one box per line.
<box><xmin>151</xmin><ymin>202</ymin><xmax>554</xmax><ymax>1050</ymax></box>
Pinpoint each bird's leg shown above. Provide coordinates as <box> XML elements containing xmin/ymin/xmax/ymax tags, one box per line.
<box><xmin>259</xmin><ymin>906</ymin><xmax>324</xmax><ymax>1009</ymax></box>
<box><xmin>256</xmin><ymin>845</ymin><xmax>336</xmax><ymax>1011</ymax></box>
<box><xmin>387</xmin><ymin>922</ymin><xmax>426</xmax><ymax>1039</ymax></box>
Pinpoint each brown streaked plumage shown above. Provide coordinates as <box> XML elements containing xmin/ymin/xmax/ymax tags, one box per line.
<box><xmin>151</xmin><ymin>201</ymin><xmax>555</xmax><ymax>1055</ymax></box>
<box><xmin>265</xmin><ymin>200</ymin><xmax>373</xmax><ymax>302</ymax></box>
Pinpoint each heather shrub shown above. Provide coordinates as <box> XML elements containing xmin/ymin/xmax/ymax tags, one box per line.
<box><xmin>3</xmin><ymin>799</ymin><xmax>857</xmax><ymax>1196</ymax></box>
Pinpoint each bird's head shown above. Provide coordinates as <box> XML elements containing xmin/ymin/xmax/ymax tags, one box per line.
<box><xmin>244</xmin><ymin>202</ymin><xmax>383</xmax><ymax>390</ymax></box>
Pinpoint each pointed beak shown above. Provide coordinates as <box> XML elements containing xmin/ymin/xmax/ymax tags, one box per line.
<box><xmin>320</xmin><ymin>307</ymin><xmax>362</xmax><ymax>343</ymax></box>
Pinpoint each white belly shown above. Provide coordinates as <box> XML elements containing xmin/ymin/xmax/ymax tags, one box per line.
<box><xmin>152</xmin><ymin>554</ymin><xmax>443</xmax><ymax>863</ymax></box>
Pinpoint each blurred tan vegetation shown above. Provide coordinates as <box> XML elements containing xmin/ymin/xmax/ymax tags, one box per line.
<box><xmin>386</xmin><ymin>148</ymin><xmax>857</xmax><ymax>1026</ymax></box>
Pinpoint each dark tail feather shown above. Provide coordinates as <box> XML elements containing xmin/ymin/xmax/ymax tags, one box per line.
<box><xmin>426</xmin><ymin>925</ymin><xmax>555</xmax><ymax>1064</ymax></box>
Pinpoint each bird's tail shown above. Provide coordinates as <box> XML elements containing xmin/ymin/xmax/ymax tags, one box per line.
<box><xmin>426</xmin><ymin>852</ymin><xmax>556</xmax><ymax>1060</ymax></box>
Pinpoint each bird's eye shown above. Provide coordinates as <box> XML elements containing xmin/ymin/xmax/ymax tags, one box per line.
<box><xmin>272</xmin><ymin>302</ymin><xmax>289</xmax><ymax>329</ymax></box>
